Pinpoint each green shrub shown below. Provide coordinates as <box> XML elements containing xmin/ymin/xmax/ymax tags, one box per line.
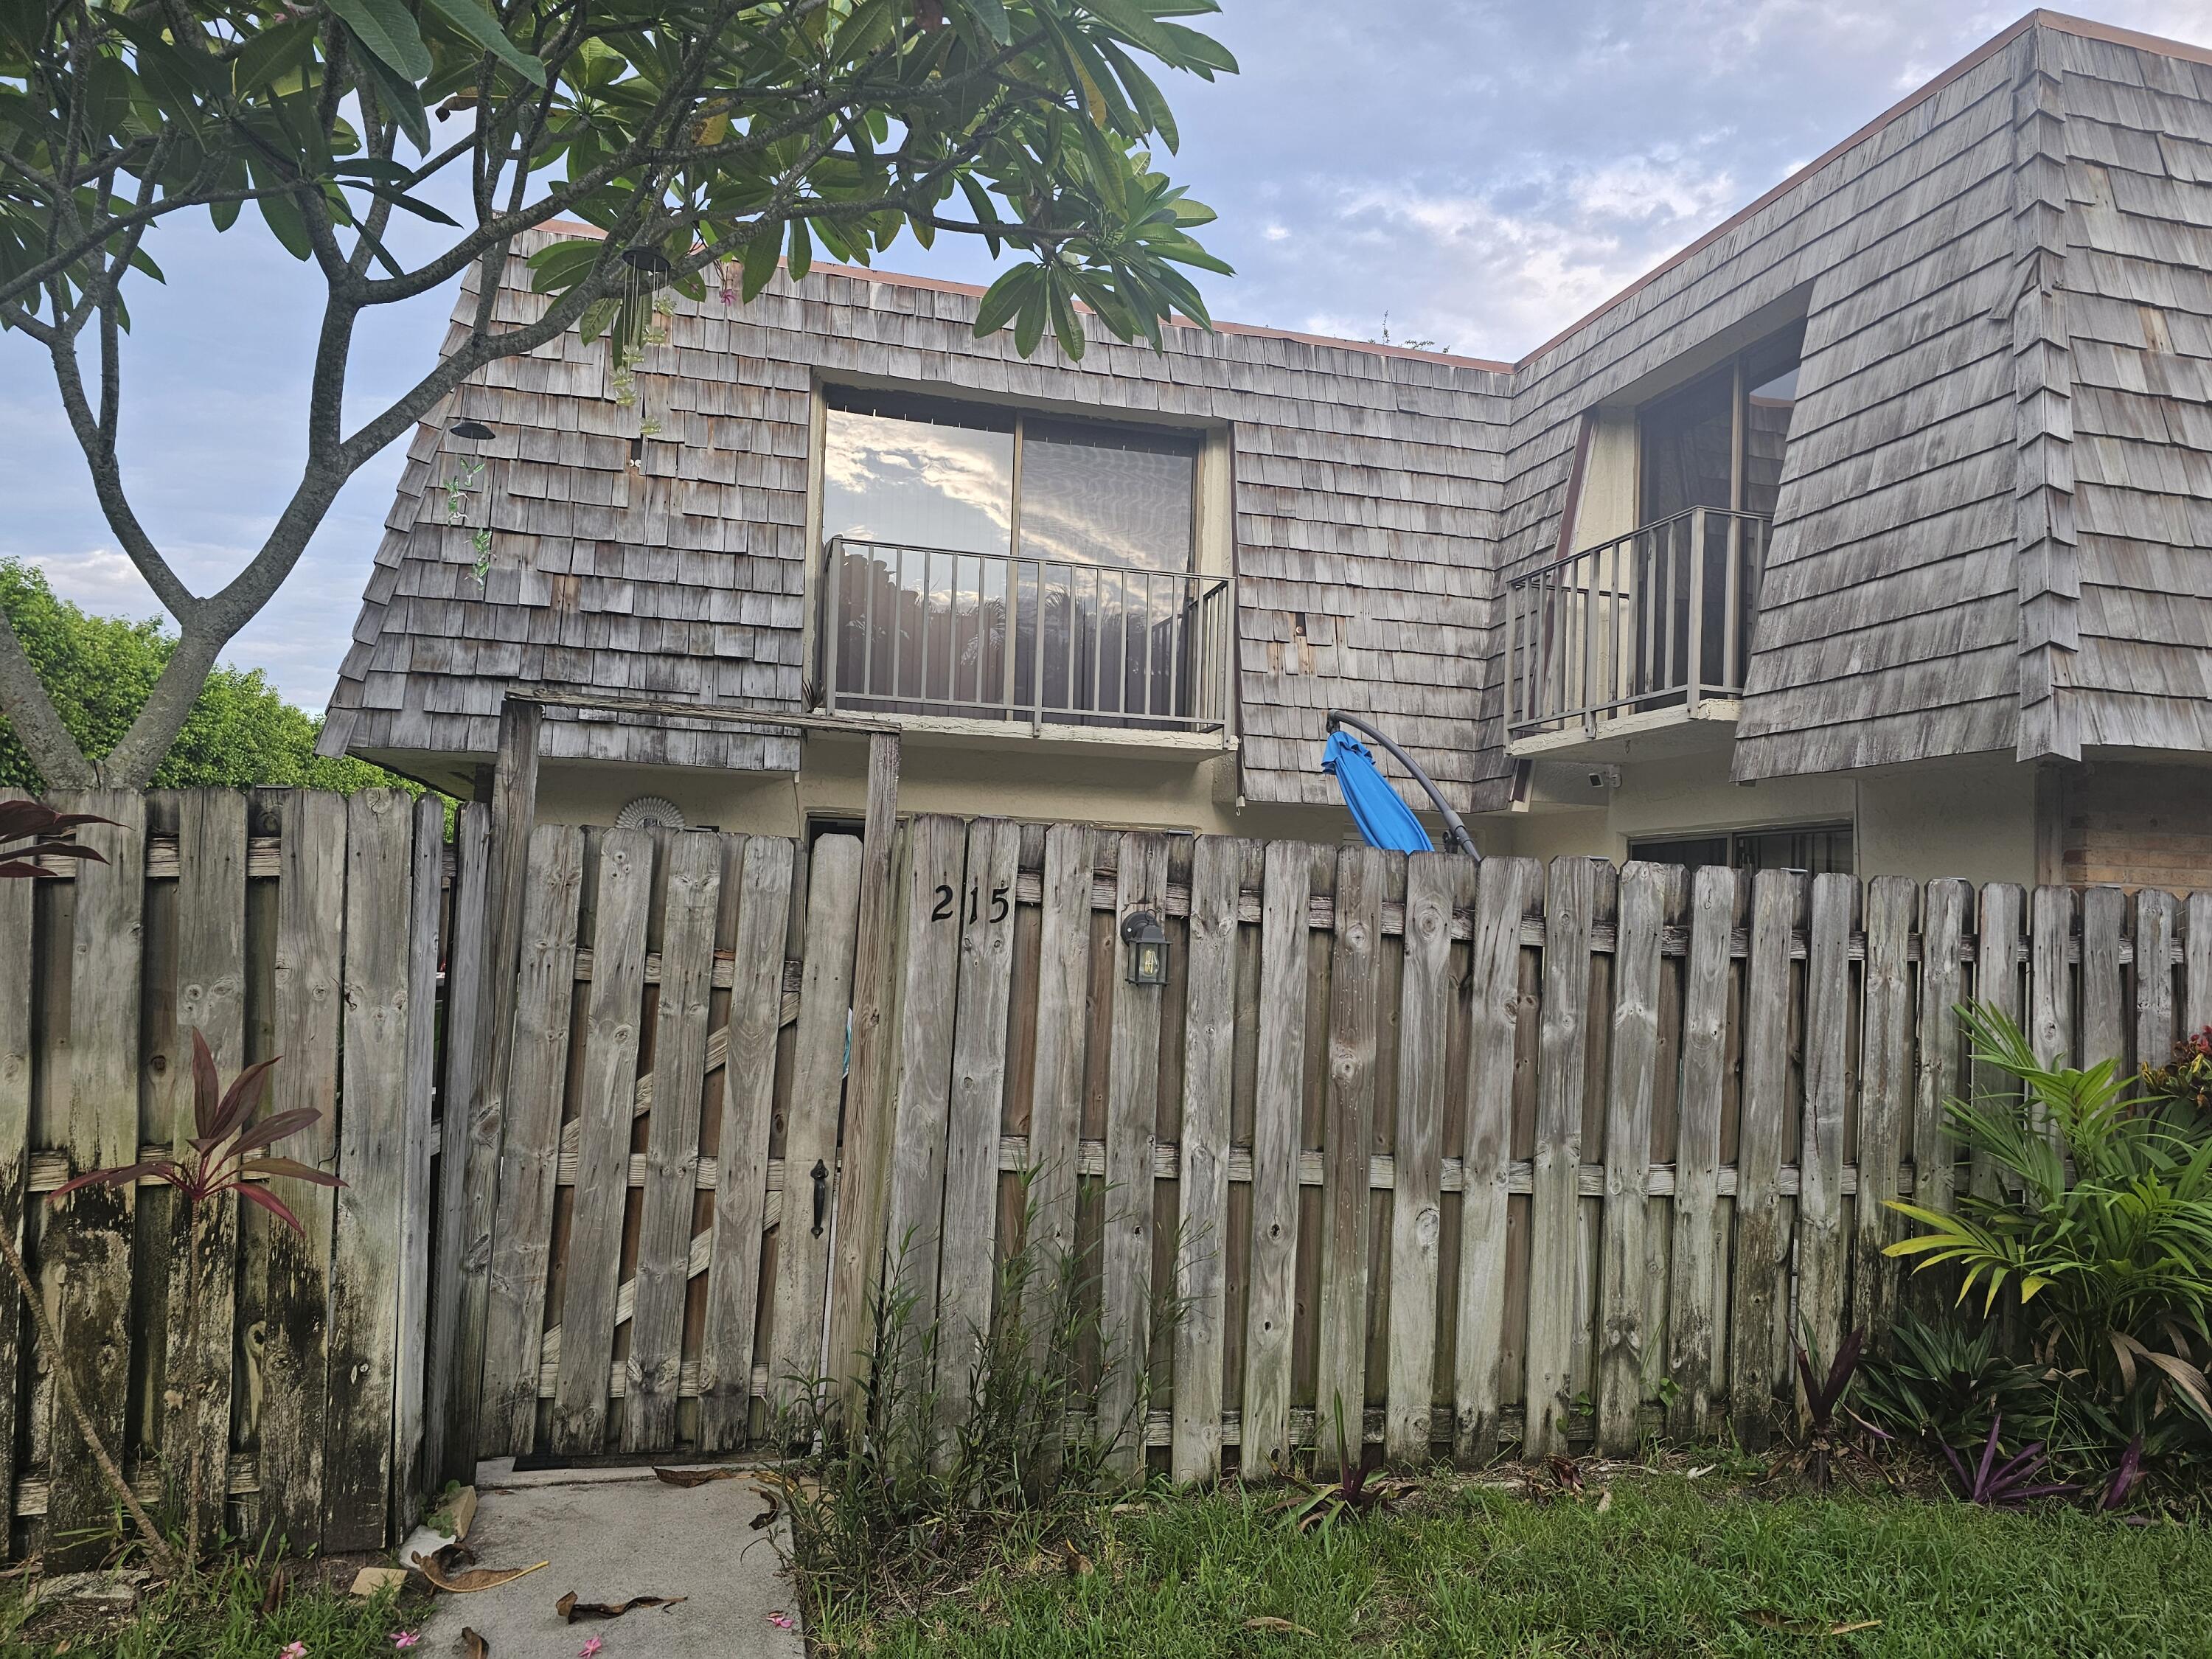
<box><xmin>1886</xmin><ymin>1004</ymin><xmax>2212</xmax><ymax>1486</ymax></box>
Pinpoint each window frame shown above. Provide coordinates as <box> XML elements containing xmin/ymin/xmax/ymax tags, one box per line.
<box><xmin>1633</xmin><ymin>319</ymin><xmax>1806</xmax><ymax>528</ymax></box>
<box><xmin>1627</xmin><ymin>818</ymin><xmax>1855</xmax><ymax>876</ymax></box>
<box><xmin>816</xmin><ymin>383</ymin><xmax>1204</xmax><ymax>577</ymax></box>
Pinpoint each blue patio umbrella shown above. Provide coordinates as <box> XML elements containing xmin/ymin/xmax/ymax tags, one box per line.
<box><xmin>1324</xmin><ymin>728</ymin><xmax>1436</xmax><ymax>854</ymax></box>
<box><xmin>1320</xmin><ymin>712</ymin><xmax>1482</xmax><ymax>860</ymax></box>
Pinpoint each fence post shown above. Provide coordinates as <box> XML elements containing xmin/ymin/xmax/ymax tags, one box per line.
<box><xmin>1243</xmin><ymin>841</ymin><xmax>1310</xmax><ymax>1474</ymax></box>
<box><xmin>1527</xmin><ymin>856</ymin><xmax>1601</xmax><ymax>1456</ymax></box>
<box><xmin>442</xmin><ymin>695</ymin><xmax>541</xmax><ymax>1476</ymax></box>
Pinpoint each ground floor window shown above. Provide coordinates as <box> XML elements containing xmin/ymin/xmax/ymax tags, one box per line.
<box><xmin>1630</xmin><ymin>821</ymin><xmax>1853</xmax><ymax>875</ymax></box>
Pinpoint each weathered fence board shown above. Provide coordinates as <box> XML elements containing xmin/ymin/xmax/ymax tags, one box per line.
<box><xmin>624</xmin><ymin>829</ymin><xmax>722</xmax><ymax>1450</ymax></box>
<box><xmin>1385</xmin><ymin>854</ymin><xmax>1465</xmax><ymax>1464</ymax></box>
<box><xmin>768</xmin><ymin>837</ymin><xmax>863</xmax><ymax>1419</ymax></box>
<box><xmin>1316</xmin><ymin>846</ymin><xmax>1384</xmax><ymax>1472</ymax></box>
<box><xmin>322</xmin><ymin>792</ymin><xmax>416</xmax><ymax>1553</ymax></box>
<box><xmin>1172</xmin><ymin>836</ymin><xmax>1240</xmax><ymax>1484</ymax></box>
<box><xmin>481</xmin><ymin>824</ymin><xmax>586</xmax><ymax>1455</ymax></box>
<box><xmin>1100</xmin><ymin>833</ymin><xmax>1169</xmax><ymax>1478</ymax></box>
<box><xmin>934</xmin><ymin>819</ymin><xmax>1020</xmax><ymax>1455</ymax></box>
<box><xmin>697</xmin><ymin>836</ymin><xmax>796</xmax><ymax>1451</ymax></box>
<box><xmin>1597</xmin><ymin>862</ymin><xmax>1665</xmax><ymax>1455</ymax></box>
<box><xmin>1242</xmin><ymin>841</ymin><xmax>1308</xmax><ymax>1474</ymax></box>
<box><xmin>1729</xmin><ymin>869</ymin><xmax>1800</xmax><ymax>1450</ymax></box>
<box><xmin>0</xmin><ymin>824</ymin><xmax>31</xmax><ymax>1547</ymax></box>
<box><xmin>46</xmin><ymin>793</ymin><xmax>146</xmax><ymax>1570</ymax></box>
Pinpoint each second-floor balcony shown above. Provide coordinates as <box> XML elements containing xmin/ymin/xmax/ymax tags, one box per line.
<box><xmin>1506</xmin><ymin>506</ymin><xmax>1768</xmax><ymax>754</ymax></box>
<box><xmin>818</xmin><ymin>536</ymin><xmax>1236</xmax><ymax>742</ymax></box>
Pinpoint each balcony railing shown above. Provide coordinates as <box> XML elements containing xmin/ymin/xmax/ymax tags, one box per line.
<box><xmin>819</xmin><ymin>536</ymin><xmax>1235</xmax><ymax>736</ymax></box>
<box><xmin>1506</xmin><ymin>506</ymin><xmax>1769</xmax><ymax>742</ymax></box>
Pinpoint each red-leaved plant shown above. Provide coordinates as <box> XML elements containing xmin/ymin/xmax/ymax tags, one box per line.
<box><xmin>0</xmin><ymin>1015</ymin><xmax>341</xmax><ymax>1575</ymax></box>
<box><xmin>52</xmin><ymin>1030</ymin><xmax>342</xmax><ymax>1567</ymax></box>
<box><xmin>55</xmin><ymin>1030</ymin><xmax>339</xmax><ymax>1234</ymax></box>
<box><xmin>0</xmin><ymin>799</ymin><xmax>111</xmax><ymax>878</ymax></box>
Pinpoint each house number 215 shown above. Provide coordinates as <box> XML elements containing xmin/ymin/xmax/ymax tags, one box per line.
<box><xmin>931</xmin><ymin>883</ymin><xmax>1009</xmax><ymax>925</ymax></box>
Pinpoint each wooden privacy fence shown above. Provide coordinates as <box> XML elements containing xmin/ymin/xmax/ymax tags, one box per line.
<box><xmin>856</xmin><ymin>832</ymin><xmax>2212</xmax><ymax>1475</ymax></box>
<box><xmin>476</xmin><ymin>815</ymin><xmax>2212</xmax><ymax>1481</ymax></box>
<box><xmin>11</xmin><ymin>790</ymin><xmax>2212</xmax><ymax>1568</ymax></box>
<box><xmin>0</xmin><ymin>787</ymin><xmax>468</xmax><ymax>1567</ymax></box>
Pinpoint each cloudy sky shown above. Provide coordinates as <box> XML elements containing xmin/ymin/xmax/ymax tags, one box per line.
<box><xmin>4</xmin><ymin>0</ymin><xmax>2208</xmax><ymax>709</ymax></box>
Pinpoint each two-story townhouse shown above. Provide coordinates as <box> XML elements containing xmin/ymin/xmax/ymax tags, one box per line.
<box><xmin>321</xmin><ymin>8</ymin><xmax>2212</xmax><ymax>891</ymax></box>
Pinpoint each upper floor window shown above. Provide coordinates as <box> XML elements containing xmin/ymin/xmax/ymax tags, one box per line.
<box><xmin>1638</xmin><ymin>320</ymin><xmax>1804</xmax><ymax>526</ymax></box>
<box><xmin>815</xmin><ymin>389</ymin><xmax>1230</xmax><ymax>734</ymax></box>
<box><xmin>822</xmin><ymin>388</ymin><xmax>1197</xmax><ymax>571</ymax></box>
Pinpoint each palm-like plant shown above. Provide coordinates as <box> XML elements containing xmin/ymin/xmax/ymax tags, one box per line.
<box><xmin>41</xmin><ymin>1031</ymin><xmax>340</xmax><ymax>1570</ymax></box>
<box><xmin>0</xmin><ymin>799</ymin><xmax>111</xmax><ymax>877</ymax></box>
<box><xmin>1887</xmin><ymin>1005</ymin><xmax>2212</xmax><ymax>1432</ymax></box>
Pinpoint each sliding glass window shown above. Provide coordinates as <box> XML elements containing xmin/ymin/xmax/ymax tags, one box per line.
<box><xmin>819</xmin><ymin>389</ymin><xmax>1226</xmax><ymax>731</ymax></box>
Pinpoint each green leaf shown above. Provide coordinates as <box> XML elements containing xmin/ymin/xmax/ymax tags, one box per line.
<box><xmin>737</xmin><ymin>224</ymin><xmax>779</xmax><ymax>302</ymax></box>
<box><xmin>786</xmin><ymin>218</ymin><xmax>812</xmax><ymax>282</ymax></box>
<box><xmin>349</xmin><ymin>33</ymin><xmax>433</xmax><ymax>152</ymax></box>
<box><xmin>1047</xmin><ymin>276</ymin><xmax>1084</xmax><ymax>361</ymax></box>
<box><xmin>956</xmin><ymin>0</ymin><xmax>1012</xmax><ymax>46</ymax></box>
<box><xmin>232</xmin><ymin>14</ymin><xmax>321</xmax><ymax>97</ymax></box>
<box><xmin>972</xmin><ymin>263</ymin><xmax>1036</xmax><ymax>337</ymax></box>
<box><xmin>421</xmin><ymin>0</ymin><xmax>549</xmax><ymax>86</ymax></box>
<box><xmin>326</xmin><ymin>0</ymin><xmax>432</xmax><ymax>80</ymax></box>
<box><xmin>528</xmin><ymin>237</ymin><xmax>602</xmax><ymax>294</ymax></box>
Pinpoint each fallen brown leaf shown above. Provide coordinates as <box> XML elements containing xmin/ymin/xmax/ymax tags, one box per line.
<box><xmin>411</xmin><ymin>1552</ymin><xmax>549</xmax><ymax>1594</ymax></box>
<box><xmin>653</xmin><ymin>1464</ymin><xmax>751</xmax><ymax>1488</ymax></box>
<box><xmin>461</xmin><ymin>1627</ymin><xmax>489</xmax><ymax>1659</ymax></box>
<box><xmin>751</xmin><ymin>1492</ymin><xmax>781</xmax><ymax>1532</ymax></box>
<box><xmin>1244</xmin><ymin>1615</ymin><xmax>1318</xmax><ymax>1637</ymax></box>
<box><xmin>1830</xmin><ymin>1621</ymin><xmax>1883</xmax><ymax>1636</ymax></box>
<box><xmin>260</xmin><ymin>1568</ymin><xmax>289</xmax><ymax>1616</ymax></box>
<box><xmin>1055</xmin><ymin>1540</ymin><xmax>1093</xmax><ymax>1577</ymax></box>
<box><xmin>554</xmin><ymin>1590</ymin><xmax>689</xmax><ymax>1623</ymax></box>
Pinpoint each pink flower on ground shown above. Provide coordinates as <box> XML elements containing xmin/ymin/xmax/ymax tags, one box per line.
<box><xmin>281</xmin><ymin>1644</ymin><xmax>308</xmax><ymax>1659</ymax></box>
<box><xmin>392</xmin><ymin>1635</ymin><xmax>422</xmax><ymax>1650</ymax></box>
<box><xmin>579</xmin><ymin>1639</ymin><xmax>604</xmax><ymax>1659</ymax></box>
<box><xmin>768</xmin><ymin>1611</ymin><xmax>796</xmax><ymax>1630</ymax></box>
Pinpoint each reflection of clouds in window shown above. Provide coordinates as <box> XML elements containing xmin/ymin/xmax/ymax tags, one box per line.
<box><xmin>824</xmin><ymin>409</ymin><xmax>1014</xmax><ymax>558</ymax></box>
<box><xmin>1019</xmin><ymin>434</ymin><xmax>1194</xmax><ymax>574</ymax></box>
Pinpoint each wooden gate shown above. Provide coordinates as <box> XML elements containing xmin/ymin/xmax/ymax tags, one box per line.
<box><xmin>465</xmin><ymin>824</ymin><xmax>861</xmax><ymax>1458</ymax></box>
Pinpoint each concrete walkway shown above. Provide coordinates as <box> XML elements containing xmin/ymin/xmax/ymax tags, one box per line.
<box><xmin>416</xmin><ymin>1461</ymin><xmax>805</xmax><ymax>1659</ymax></box>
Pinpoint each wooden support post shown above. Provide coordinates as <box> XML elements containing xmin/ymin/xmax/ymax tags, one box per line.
<box><xmin>828</xmin><ymin>729</ymin><xmax>901</xmax><ymax>1416</ymax></box>
<box><xmin>443</xmin><ymin>695</ymin><xmax>540</xmax><ymax>1475</ymax></box>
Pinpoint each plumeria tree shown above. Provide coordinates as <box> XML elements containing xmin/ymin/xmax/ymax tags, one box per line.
<box><xmin>0</xmin><ymin>0</ymin><xmax>1234</xmax><ymax>787</ymax></box>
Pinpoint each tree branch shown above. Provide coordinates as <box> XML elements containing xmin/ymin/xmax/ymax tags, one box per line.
<box><xmin>0</xmin><ymin>605</ymin><xmax>96</xmax><ymax>788</ymax></box>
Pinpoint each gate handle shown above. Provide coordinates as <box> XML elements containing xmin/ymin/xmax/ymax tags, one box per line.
<box><xmin>810</xmin><ymin>1160</ymin><xmax>830</xmax><ymax>1237</ymax></box>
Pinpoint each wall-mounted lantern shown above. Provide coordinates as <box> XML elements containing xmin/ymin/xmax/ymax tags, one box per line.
<box><xmin>1121</xmin><ymin>908</ymin><xmax>1169</xmax><ymax>986</ymax></box>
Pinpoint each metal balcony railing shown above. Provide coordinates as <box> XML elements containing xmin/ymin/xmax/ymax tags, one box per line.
<box><xmin>1506</xmin><ymin>506</ymin><xmax>1769</xmax><ymax>741</ymax></box>
<box><xmin>820</xmin><ymin>536</ymin><xmax>1235</xmax><ymax>735</ymax></box>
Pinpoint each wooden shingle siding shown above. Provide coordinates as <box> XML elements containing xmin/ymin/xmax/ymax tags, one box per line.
<box><xmin>2042</xmin><ymin>30</ymin><xmax>2212</xmax><ymax>756</ymax></box>
<box><xmin>324</xmin><ymin>232</ymin><xmax>1512</xmax><ymax>811</ymax></box>
<box><xmin>327</xmin><ymin>18</ymin><xmax>2212</xmax><ymax>807</ymax></box>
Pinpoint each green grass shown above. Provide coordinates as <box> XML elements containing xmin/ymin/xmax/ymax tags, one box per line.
<box><xmin>809</xmin><ymin>1474</ymin><xmax>2212</xmax><ymax>1658</ymax></box>
<box><xmin>0</xmin><ymin>1556</ymin><xmax>425</xmax><ymax>1658</ymax></box>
